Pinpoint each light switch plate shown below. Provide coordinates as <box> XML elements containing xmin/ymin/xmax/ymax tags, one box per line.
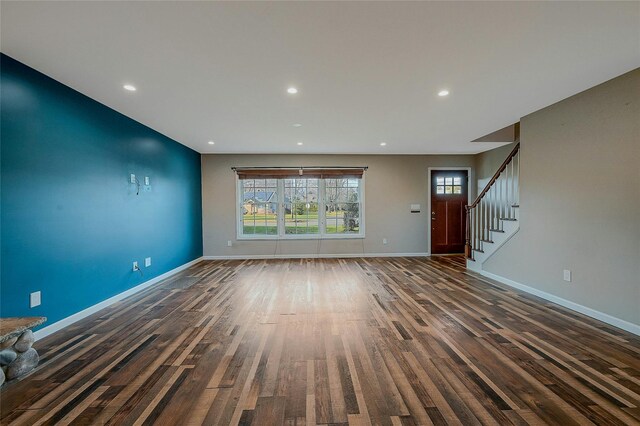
<box><xmin>563</xmin><ymin>269</ymin><xmax>572</xmax><ymax>282</ymax></box>
<box><xmin>145</xmin><ymin>257</ymin><xmax>152</xmax><ymax>267</ymax></box>
<box><xmin>130</xmin><ymin>173</ymin><xmax>136</xmax><ymax>183</ymax></box>
<box><xmin>410</xmin><ymin>204</ymin><xmax>421</xmax><ymax>213</ymax></box>
<box><xmin>144</xmin><ymin>176</ymin><xmax>150</xmax><ymax>185</ymax></box>
<box><xmin>30</xmin><ymin>291</ymin><xmax>41</xmax><ymax>308</ymax></box>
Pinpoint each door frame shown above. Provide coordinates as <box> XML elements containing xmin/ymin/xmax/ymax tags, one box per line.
<box><xmin>427</xmin><ymin>167</ymin><xmax>472</xmax><ymax>255</ymax></box>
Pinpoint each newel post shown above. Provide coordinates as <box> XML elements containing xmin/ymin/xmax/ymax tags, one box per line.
<box><xmin>465</xmin><ymin>206</ymin><xmax>472</xmax><ymax>259</ymax></box>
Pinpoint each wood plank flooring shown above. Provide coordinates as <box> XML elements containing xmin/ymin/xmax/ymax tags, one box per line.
<box><xmin>1</xmin><ymin>256</ymin><xmax>639</xmax><ymax>425</ymax></box>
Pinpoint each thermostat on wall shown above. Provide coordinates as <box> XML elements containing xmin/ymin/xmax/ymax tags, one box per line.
<box><xmin>410</xmin><ymin>204</ymin><xmax>421</xmax><ymax>213</ymax></box>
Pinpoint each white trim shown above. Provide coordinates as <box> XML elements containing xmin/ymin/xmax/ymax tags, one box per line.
<box><xmin>34</xmin><ymin>257</ymin><xmax>204</xmax><ymax>341</ymax></box>
<box><xmin>426</xmin><ymin>167</ymin><xmax>472</xmax><ymax>255</ymax></box>
<box><xmin>477</xmin><ymin>270</ymin><xmax>640</xmax><ymax>336</ymax></box>
<box><xmin>203</xmin><ymin>253</ymin><xmax>429</xmax><ymax>260</ymax></box>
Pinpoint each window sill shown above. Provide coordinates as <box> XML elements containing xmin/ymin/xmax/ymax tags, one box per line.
<box><xmin>237</xmin><ymin>234</ymin><xmax>365</xmax><ymax>241</ymax></box>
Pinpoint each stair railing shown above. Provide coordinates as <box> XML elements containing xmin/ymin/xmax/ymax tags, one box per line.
<box><xmin>465</xmin><ymin>143</ymin><xmax>520</xmax><ymax>259</ymax></box>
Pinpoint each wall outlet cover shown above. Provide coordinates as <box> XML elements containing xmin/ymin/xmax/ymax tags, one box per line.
<box><xmin>130</xmin><ymin>173</ymin><xmax>136</xmax><ymax>184</ymax></box>
<box><xmin>30</xmin><ymin>291</ymin><xmax>41</xmax><ymax>308</ymax></box>
<box><xmin>227</xmin><ymin>240</ymin><xmax>233</xmax><ymax>247</ymax></box>
<box><xmin>145</xmin><ymin>257</ymin><xmax>151</xmax><ymax>267</ymax></box>
<box><xmin>383</xmin><ymin>238</ymin><xmax>388</xmax><ymax>245</ymax></box>
<box><xmin>563</xmin><ymin>269</ymin><xmax>572</xmax><ymax>282</ymax></box>
<box><xmin>144</xmin><ymin>176</ymin><xmax>150</xmax><ymax>185</ymax></box>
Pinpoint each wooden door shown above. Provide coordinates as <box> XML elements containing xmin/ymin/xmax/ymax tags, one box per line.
<box><xmin>431</xmin><ymin>170</ymin><xmax>468</xmax><ymax>254</ymax></box>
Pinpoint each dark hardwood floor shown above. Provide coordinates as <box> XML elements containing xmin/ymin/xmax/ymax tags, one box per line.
<box><xmin>1</xmin><ymin>256</ymin><xmax>639</xmax><ymax>425</ymax></box>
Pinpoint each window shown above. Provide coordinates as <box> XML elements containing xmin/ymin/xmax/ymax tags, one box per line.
<box><xmin>284</xmin><ymin>178</ymin><xmax>319</xmax><ymax>235</ymax></box>
<box><xmin>436</xmin><ymin>176</ymin><xmax>462</xmax><ymax>195</ymax></box>
<box><xmin>237</xmin><ymin>175</ymin><xmax>364</xmax><ymax>239</ymax></box>
<box><xmin>241</xmin><ymin>179</ymin><xmax>278</xmax><ymax>235</ymax></box>
<box><xmin>324</xmin><ymin>178</ymin><xmax>361</xmax><ymax>234</ymax></box>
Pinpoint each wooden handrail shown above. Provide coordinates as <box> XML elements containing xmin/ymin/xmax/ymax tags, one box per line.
<box><xmin>468</xmin><ymin>143</ymin><xmax>520</xmax><ymax>209</ymax></box>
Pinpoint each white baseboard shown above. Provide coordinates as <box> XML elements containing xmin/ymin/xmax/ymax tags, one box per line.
<box><xmin>203</xmin><ymin>252</ymin><xmax>430</xmax><ymax>260</ymax></box>
<box><xmin>478</xmin><ymin>270</ymin><xmax>640</xmax><ymax>336</ymax></box>
<box><xmin>34</xmin><ymin>257</ymin><xmax>204</xmax><ymax>341</ymax></box>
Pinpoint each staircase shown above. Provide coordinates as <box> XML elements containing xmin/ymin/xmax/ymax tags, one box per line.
<box><xmin>466</xmin><ymin>143</ymin><xmax>520</xmax><ymax>272</ymax></box>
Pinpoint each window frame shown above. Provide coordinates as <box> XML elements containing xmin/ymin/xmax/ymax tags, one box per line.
<box><xmin>436</xmin><ymin>176</ymin><xmax>463</xmax><ymax>195</ymax></box>
<box><xmin>236</xmin><ymin>175</ymin><xmax>366</xmax><ymax>240</ymax></box>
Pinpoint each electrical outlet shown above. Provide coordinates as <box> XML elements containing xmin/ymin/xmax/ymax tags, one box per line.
<box><xmin>227</xmin><ymin>240</ymin><xmax>233</xmax><ymax>247</ymax></box>
<box><xmin>145</xmin><ymin>257</ymin><xmax>151</xmax><ymax>267</ymax></box>
<box><xmin>133</xmin><ymin>261</ymin><xmax>139</xmax><ymax>272</ymax></box>
<box><xmin>382</xmin><ymin>238</ymin><xmax>388</xmax><ymax>245</ymax></box>
<box><xmin>144</xmin><ymin>176</ymin><xmax>150</xmax><ymax>186</ymax></box>
<box><xmin>130</xmin><ymin>173</ymin><xmax>136</xmax><ymax>184</ymax></box>
<box><xmin>563</xmin><ymin>269</ymin><xmax>572</xmax><ymax>282</ymax></box>
<box><xmin>30</xmin><ymin>291</ymin><xmax>41</xmax><ymax>308</ymax></box>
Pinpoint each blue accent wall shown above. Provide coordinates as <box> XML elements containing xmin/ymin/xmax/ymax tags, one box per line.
<box><xmin>1</xmin><ymin>54</ymin><xmax>203</xmax><ymax>327</ymax></box>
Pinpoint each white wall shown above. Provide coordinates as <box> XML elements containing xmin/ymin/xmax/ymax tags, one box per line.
<box><xmin>202</xmin><ymin>154</ymin><xmax>476</xmax><ymax>257</ymax></box>
<box><xmin>484</xmin><ymin>69</ymin><xmax>640</xmax><ymax>326</ymax></box>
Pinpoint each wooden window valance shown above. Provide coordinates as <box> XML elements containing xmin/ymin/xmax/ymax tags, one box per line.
<box><xmin>233</xmin><ymin>167</ymin><xmax>366</xmax><ymax>180</ymax></box>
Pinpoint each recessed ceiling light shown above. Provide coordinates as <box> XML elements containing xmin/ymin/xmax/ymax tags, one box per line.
<box><xmin>292</xmin><ymin>123</ymin><xmax>302</xmax><ymax>128</ymax></box>
<box><xmin>380</xmin><ymin>142</ymin><xmax>387</xmax><ymax>146</ymax></box>
<box><xmin>208</xmin><ymin>141</ymin><xmax>215</xmax><ymax>145</ymax></box>
<box><xmin>297</xmin><ymin>142</ymin><xmax>303</xmax><ymax>146</ymax></box>
<box><xmin>287</xmin><ymin>87</ymin><xmax>298</xmax><ymax>94</ymax></box>
<box><xmin>123</xmin><ymin>84</ymin><xmax>137</xmax><ymax>92</ymax></box>
<box><xmin>438</xmin><ymin>89</ymin><xmax>450</xmax><ymax>97</ymax></box>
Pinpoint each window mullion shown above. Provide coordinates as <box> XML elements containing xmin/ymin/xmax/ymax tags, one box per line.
<box><xmin>319</xmin><ymin>179</ymin><xmax>326</xmax><ymax>237</ymax></box>
<box><xmin>278</xmin><ymin>179</ymin><xmax>284</xmax><ymax>237</ymax></box>
<box><xmin>237</xmin><ymin>177</ymin><xmax>242</xmax><ymax>238</ymax></box>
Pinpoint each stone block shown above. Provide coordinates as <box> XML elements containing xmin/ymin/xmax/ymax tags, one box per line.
<box><xmin>6</xmin><ymin>348</ymin><xmax>39</xmax><ymax>380</ymax></box>
<box><xmin>14</xmin><ymin>330</ymin><xmax>34</xmax><ymax>353</ymax></box>
<box><xmin>0</xmin><ymin>349</ymin><xmax>17</xmax><ymax>366</ymax></box>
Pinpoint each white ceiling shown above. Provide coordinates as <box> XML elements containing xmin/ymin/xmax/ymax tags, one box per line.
<box><xmin>2</xmin><ymin>2</ymin><xmax>639</xmax><ymax>155</ymax></box>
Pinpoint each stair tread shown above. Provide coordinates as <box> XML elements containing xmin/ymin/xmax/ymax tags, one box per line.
<box><xmin>480</xmin><ymin>239</ymin><xmax>494</xmax><ymax>243</ymax></box>
<box><xmin>472</xmin><ymin>248</ymin><xmax>485</xmax><ymax>253</ymax></box>
<box><xmin>489</xmin><ymin>228</ymin><xmax>504</xmax><ymax>233</ymax></box>
<box><xmin>512</xmin><ymin>204</ymin><xmax>520</xmax><ymax>208</ymax></box>
<box><xmin>500</xmin><ymin>218</ymin><xmax>518</xmax><ymax>221</ymax></box>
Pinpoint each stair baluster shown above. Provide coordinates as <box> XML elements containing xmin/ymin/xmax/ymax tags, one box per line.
<box><xmin>465</xmin><ymin>143</ymin><xmax>520</xmax><ymax>260</ymax></box>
